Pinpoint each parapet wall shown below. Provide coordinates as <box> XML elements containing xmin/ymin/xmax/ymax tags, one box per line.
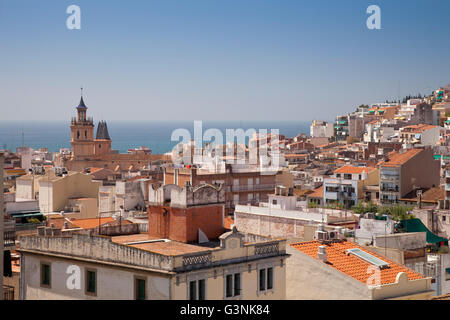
<box><xmin>19</xmin><ymin>234</ymin><xmax>174</xmax><ymax>272</ymax></box>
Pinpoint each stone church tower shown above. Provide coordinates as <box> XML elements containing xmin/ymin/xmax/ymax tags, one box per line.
<box><xmin>70</xmin><ymin>96</ymin><xmax>95</xmax><ymax>158</ymax></box>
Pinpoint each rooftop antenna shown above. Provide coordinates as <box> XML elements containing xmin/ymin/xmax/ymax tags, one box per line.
<box><xmin>81</xmin><ymin>86</ymin><xmax>83</xmax><ymax>97</ymax></box>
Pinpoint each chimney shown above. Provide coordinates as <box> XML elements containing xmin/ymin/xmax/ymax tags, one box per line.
<box><xmin>318</xmin><ymin>246</ymin><xmax>327</xmax><ymax>262</ymax></box>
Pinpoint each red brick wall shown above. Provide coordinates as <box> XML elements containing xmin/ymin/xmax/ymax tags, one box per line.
<box><xmin>148</xmin><ymin>204</ymin><xmax>224</xmax><ymax>242</ymax></box>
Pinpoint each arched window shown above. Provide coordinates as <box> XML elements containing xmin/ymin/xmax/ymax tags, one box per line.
<box><xmin>85</xmin><ymin>130</ymin><xmax>87</xmax><ymax>138</ymax></box>
<box><xmin>77</xmin><ymin>131</ymin><xmax>80</xmax><ymax>139</ymax></box>
<box><xmin>99</xmin><ymin>144</ymin><xmax>101</xmax><ymax>148</ymax></box>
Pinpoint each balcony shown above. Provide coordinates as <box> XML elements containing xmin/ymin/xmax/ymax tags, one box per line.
<box><xmin>380</xmin><ymin>175</ymin><xmax>399</xmax><ymax>182</ymax></box>
<box><xmin>231</xmin><ymin>184</ymin><xmax>275</xmax><ymax>192</ymax></box>
<box><xmin>4</xmin><ymin>219</ymin><xmax>16</xmax><ymax>248</ymax></box>
<box><xmin>380</xmin><ymin>186</ymin><xmax>399</xmax><ymax>192</ymax></box>
<box><xmin>3</xmin><ymin>285</ymin><xmax>14</xmax><ymax>300</ymax></box>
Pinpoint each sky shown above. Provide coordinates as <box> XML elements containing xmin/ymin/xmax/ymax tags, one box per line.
<box><xmin>1</xmin><ymin>0</ymin><xmax>450</xmax><ymax>122</ymax></box>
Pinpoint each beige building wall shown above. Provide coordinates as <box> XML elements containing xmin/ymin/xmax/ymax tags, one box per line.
<box><xmin>275</xmin><ymin>170</ymin><xmax>294</xmax><ymax>189</ymax></box>
<box><xmin>21</xmin><ymin>254</ymin><xmax>171</xmax><ymax>300</ymax></box>
<box><xmin>39</xmin><ymin>173</ymin><xmax>101</xmax><ymax>213</ymax></box>
<box><xmin>67</xmin><ymin>198</ymin><xmax>98</xmax><ymax>219</ymax></box>
<box><xmin>171</xmin><ymin>256</ymin><xmax>285</xmax><ymax>300</ymax></box>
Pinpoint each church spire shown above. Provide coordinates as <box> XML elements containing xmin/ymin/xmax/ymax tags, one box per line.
<box><xmin>77</xmin><ymin>87</ymin><xmax>87</xmax><ymax>109</ymax></box>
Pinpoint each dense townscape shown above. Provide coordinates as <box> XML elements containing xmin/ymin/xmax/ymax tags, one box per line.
<box><xmin>2</xmin><ymin>86</ymin><xmax>450</xmax><ymax>300</ymax></box>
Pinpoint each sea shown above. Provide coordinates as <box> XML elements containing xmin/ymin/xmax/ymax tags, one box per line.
<box><xmin>0</xmin><ymin>120</ymin><xmax>311</xmax><ymax>154</ymax></box>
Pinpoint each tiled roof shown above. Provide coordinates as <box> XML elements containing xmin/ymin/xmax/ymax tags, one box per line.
<box><xmin>398</xmin><ymin>187</ymin><xmax>444</xmax><ymax>203</ymax></box>
<box><xmin>335</xmin><ymin>165</ymin><xmax>375</xmax><ymax>174</ymax></box>
<box><xmin>224</xmin><ymin>216</ymin><xmax>234</xmax><ymax>230</ymax></box>
<box><xmin>70</xmin><ymin>217</ymin><xmax>116</xmax><ymax>229</ymax></box>
<box><xmin>290</xmin><ymin>240</ymin><xmax>424</xmax><ymax>285</ymax></box>
<box><xmin>307</xmin><ymin>185</ymin><xmax>323</xmax><ymax>198</ymax></box>
<box><xmin>379</xmin><ymin>148</ymin><xmax>423</xmax><ymax>167</ymax></box>
<box><xmin>401</xmin><ymin>124</ymin><xmax>439</xmax><ymax>133</ymax></box>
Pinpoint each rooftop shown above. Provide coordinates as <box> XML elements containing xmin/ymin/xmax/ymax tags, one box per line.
<box><xmin>401</xmin><ymin>124</ymin><xmax>439</xmax><ymax>133</ymax></box>
<box><xmin>290</xmin><ymin>240</ymin><xmax>424</xmax><ymax>285</ymax></box>
<box><xmin>378</xmin><ymin>149</ymin><xmax>423</xmax><ymax>167</ymax></box>
<box><xmin>334</xmin><ymin>165</ymin><xmax>376</xmax><ymax>175</ymax></box>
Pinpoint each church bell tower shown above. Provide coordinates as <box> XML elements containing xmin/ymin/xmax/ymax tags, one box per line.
<box><xmin>70</xmin><ymin>90</ymin><xmax>95</xmax><ymax>158</ymax></box>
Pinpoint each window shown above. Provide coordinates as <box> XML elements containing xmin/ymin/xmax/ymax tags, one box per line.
<box><xmin>135</xmin><ymin>277</ymin><xmax>146</xmax><ymax>300</ymax></box>
<box><xmin>259</xmin><ymin>269</ymin><xmax>266</xmax><ymax>291</ymax></box>
<box><xmin>259</xmin><ymin>267</ymin><xmax>274</xmax><ymax>292</ymax></box>
<box><xmin>336</xmin><ymin>174</ymin><xmax>341</xmax><ymax>178</ymax></box>
<box><xmin>234</xmin><ymin>273</ymin><xmax>241</xmax><ymax>296</ymax></box>
<box><xmin>189</xmin><ymin>279</ymin><xmax>206</xmax><ymax>300</ymax></box>
<box><xmin>267</xmin><ymin>268</ymin><xmax>273</xmax><ymax>290</ymax></box>
<box><xmin>40</xmin><ymin>263</ymin><xmax>51</xmax><ymax>288</ymax></box>
<box><xmin>189</xmin><ymin>281</ymin><xmax>197</xmax><ymax>300</ymax></box>
<box><xmin>226</xmin><ymin>275</ymin><xmax>233</xmax><ymax>297</ymax></box>
<box><xmin>86</xmin><ymin>270</ymin><xmax>97</xmax><ymax>295</ymax></box>
<box><xmin>272</xmin><ymin>199</ymin><xmax>277</xmax><ymax>205</ymax></box>
<box><xmin>225</xmin><ymin>273</ymin><xmax>241</xmax><ymax>298</ymax></box>
<box><xmin>443</xmin><ymin>216</ymin><xmax>447</xmax><ymax>222</ymax></box>
<box><xmin>198</xmin><ymin>279</ymin><xmax>206</xmax><ymax>300</ymax></box>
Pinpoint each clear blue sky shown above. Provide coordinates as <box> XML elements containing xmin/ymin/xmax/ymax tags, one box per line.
<box><xmin>1</xmin><ymin>0</ymin><xmax>450</xmax><ymax>122</ymax></box>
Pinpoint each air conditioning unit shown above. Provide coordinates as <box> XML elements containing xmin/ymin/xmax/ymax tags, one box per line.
<box><xmin>316</xmin><ymin>231</ymin><xmax>329</xmax><ymax>241</ymax></box>
<box><xmin>329</xmin><ymin>231</ymin><xmax>338</xmax><ymax>240</ymax></box>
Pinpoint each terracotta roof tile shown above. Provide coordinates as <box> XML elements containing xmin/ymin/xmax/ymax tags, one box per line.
<box><xmin>70</xmin><ymin>217</ymin><xmax>116</xmax><ymax>229</ymax></box>
<box><xmin>308</xmin><ymin>185</ymin><xmax>323</xmax><ymax>198</ymax></box>
<box><xmin>335</xmin><ymin>165</ymin><xmax>375</xmax><ymax>175</ymax></box>
<box><xmin>290</xmin><ymin>240</ymin><xmax>424</xmax><ymax>285</ymax></box>
<box><xmin>379</xmin><ymin>149</ymin><xmax>423</xmax><ymax>167</ymax></box>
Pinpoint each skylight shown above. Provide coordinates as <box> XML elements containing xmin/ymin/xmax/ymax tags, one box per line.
<box><xmin>346</xmin><ymin>248</ymin><xmax>390</xmax><ymax>269</ymax></box>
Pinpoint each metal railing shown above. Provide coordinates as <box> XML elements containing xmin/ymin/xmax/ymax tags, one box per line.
<box><xmin>4</xmin><ymin>231</ymin><xmax>16</xmax><ymax>247</ymax></box>
<box><xmin>3</xmin><ymin>285</ymin><xmax>14</xmax><ymax>300</ymax></box>
<box><xmin>231</xmin><ymin>184</ymin><xmax>275</xmax><ymax>192</ymax></box>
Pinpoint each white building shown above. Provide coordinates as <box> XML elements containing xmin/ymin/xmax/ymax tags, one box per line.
<box><xmin>310</xmin><ymin>120</ymin><xmax>334</xmax><ymax>138</ymax></box>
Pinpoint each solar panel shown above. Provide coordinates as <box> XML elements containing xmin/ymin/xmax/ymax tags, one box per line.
<box><xmin>346</xmin><ymin>248</ymin><xmax>390</xmax><ymax>269</ymax></box>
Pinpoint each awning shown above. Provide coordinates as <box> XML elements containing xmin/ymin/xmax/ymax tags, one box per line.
<box><xmin>10</xmin><ymin>212</ymin><xmax>43</xmax><ymax>219</ymax></box>
<box><xmin>400</xmin><ymin>219</ymin><xmax>448</xmax><ymax>245</ymax></box>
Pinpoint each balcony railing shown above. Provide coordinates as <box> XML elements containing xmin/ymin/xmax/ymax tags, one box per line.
<box><xmin>380</xmin><ymin>186</ymin><xmax>399</xmax><ymax>192</ymax></box>
<box><xmin>231</xmin><ymin>184</ymin><xmax>275</xmax><ymax>192</ymax></box>
<box><xmin>4</xmin><ymin>231</ymin><xmax>16</xmax><ymax>247</ymax></box>
<box><xmin>3</xmin><ymin>285</ymin><xmax>14</xmax><ymax>300</ymax></box>
<box><xmin>182</xmin><ymin>252</ymin><xmax>212</xmax><ymax>268</ymax></box>
<box><xmin>254</xmin><ymin>242</ymin><xmax>279</xmax><ymax>257</ymax></box>
<box><xmin>380</xmin><ymin>175</ymin><xmax>399</xmax><ymax>182</ymax></box>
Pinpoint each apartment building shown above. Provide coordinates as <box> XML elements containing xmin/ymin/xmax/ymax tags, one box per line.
<box><xmin>378</xmin><ymin>148</ymin><xmax>440</xmax><ymax>204</ymax></box>
<box><xmin>310</xmin><ymin>120</ymin><xmax>334</xmax><ymax>138</ymax></box>
<box><xmin>323</xmin><ymin>166</ymin><xmax>379</xmax><ymax>208</ymax></box>
<box><xmin>16</xmin><ymin>170</ymin><xmax>101</xmax><ymax>217</ymax></box>
<box><xmin>18</xmin><ymin>183</ymin><xmax>288</xmax><ymax>300</ymax></box>
<box><xmin>164</xmin><ymin>165</ymin><xmax>279</xmax><ymax>214</ymax></box>
<box><xmin>399</xmin><ymin>124</ymin><xmax>440</xmax><ymax>148</ymax></box>
<box><xmin>334</xmin><ymin>115</ymin><xmax>349</xmax><ymax>141</ymax></box>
